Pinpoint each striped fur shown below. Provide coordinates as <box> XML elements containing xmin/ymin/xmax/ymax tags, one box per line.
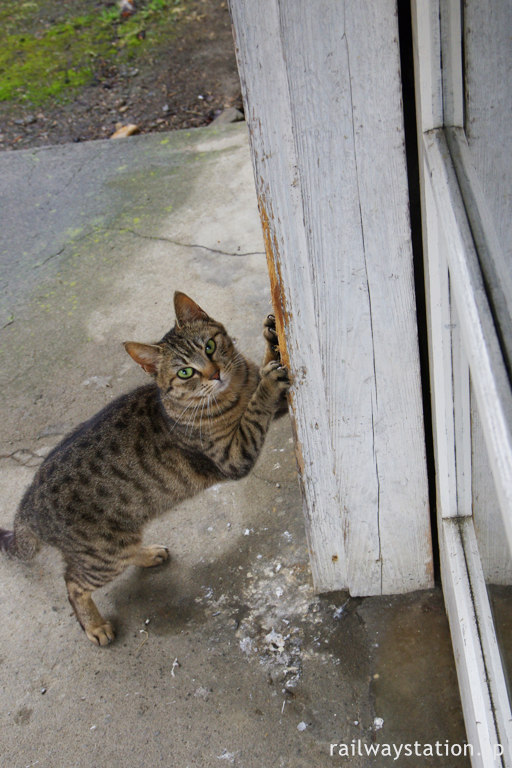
<box><xmin>1</xmin><ymin>292</ymin><xmax>288</xmax><ymax>645</ymax></box>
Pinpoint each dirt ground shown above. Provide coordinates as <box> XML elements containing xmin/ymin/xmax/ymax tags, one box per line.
<box><xmin>0</xmin><ymin>0</ymin><xmax>242</xmax><ymax>152</ymax></box>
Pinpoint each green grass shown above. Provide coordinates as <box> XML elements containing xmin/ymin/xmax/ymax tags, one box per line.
<box><xmin>0</xmin><ymin>0</ymin><xmax>188</xmax><ymax>105</ymax></box>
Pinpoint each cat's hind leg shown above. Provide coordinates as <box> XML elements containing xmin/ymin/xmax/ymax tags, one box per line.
<box><xmin>131</xmin><ymin>544</ymin><xmax>170</xmax><ymax>568</ymax></box>
<box><xmin>65</xmin><ymin>541</ymin><xmax>169</xmax><ymax>645</ymax></box>
<box><xmin>65</xmin><ymin>571</ymin><xmax>116</xmax><ymax>647</ymax></box>
<box><xmin>64</xmin><ymin>553</ymin><xmax>128</xmax><ymax>646</ymax></box>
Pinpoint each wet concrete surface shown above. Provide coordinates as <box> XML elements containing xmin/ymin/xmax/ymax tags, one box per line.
<box><xmin>0</xmin><ymin>123</ymin><xmax>469</xmax><ymax>767</ymax></box>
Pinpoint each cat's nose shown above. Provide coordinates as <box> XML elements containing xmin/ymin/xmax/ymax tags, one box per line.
<box><xmin>209</xmin><ymin>369</ymin><xmax>220</xmax><ymax>381</ymax></box>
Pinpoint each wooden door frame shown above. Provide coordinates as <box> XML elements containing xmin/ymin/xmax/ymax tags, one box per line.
<box><xmin>412</xmin><ymin>1</ymin><xmax>512</xmax><ymax>764</ymax></box>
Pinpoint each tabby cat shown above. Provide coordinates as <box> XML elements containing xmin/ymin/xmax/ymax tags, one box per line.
<box><xmin>0</xmin><ymin>292</ymin><xmax>289</xmax><ymax>646</ymax></box>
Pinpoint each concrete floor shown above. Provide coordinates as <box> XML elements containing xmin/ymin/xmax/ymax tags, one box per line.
<box><xmin>0</xmin><ymin>123</ymin><xmax>469</xmax><ymax>767</ymax></box>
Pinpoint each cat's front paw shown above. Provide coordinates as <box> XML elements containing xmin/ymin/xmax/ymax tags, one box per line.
<box><xmin>263</xmin><ymin>314</ymin><xmax>281</xmax><ymax>364</ymax></box>
<box><xmin>260</xmin><ymin>360</ymin><xmax>290</xmax><ymax>396</ymax></box>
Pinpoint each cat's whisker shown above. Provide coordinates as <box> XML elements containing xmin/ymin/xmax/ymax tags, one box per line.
<box><xmin>203</xmin><ymin>394</ymin><xmax>213</xmax><ymax>443</ymax></box>
<box><xmin>188</xmin><ymin>400</ymin><xmax>203</xmax><ymax>438</ymax></box>
<box><xmin>207</xmin><ymin>394</ymin><xmax>215</xmax><ymax>435</ymax></box>
<box><xmin>180</xmin><ymin>398</ymin><xmax>198</xmax><ymax>438</ymax></box>
<box><xmin>205</xmin><ymin>395</ymin><xmax>211</xmax><ymax>427</ymax></box>
<box><xmin>169</xmin><ymin>399</ymin><xmax>197</xmax><ymax>432</ymax></box>
<box><xmin>225</xmin><ymin>352</ymin><xmax>246</xmax><ymax>378</ymax></box>
<box><xmin>205</xmin><ymin>395</ymin><xmax>212</xmax><ymax>441</ymax></box>
<box><xmin>198</xmin><ymin>395</ymin><xmax>207</xmax><ymax>447</ymax></box>
<box><xmin>226</xmin><ymin>351</ymin><xmax>244</xmax><ymax>369</ymax></box>
<box><xmin>210</xmin><ymin>390</ymin><xmax>220</xmax><ymax>418</ymax></box>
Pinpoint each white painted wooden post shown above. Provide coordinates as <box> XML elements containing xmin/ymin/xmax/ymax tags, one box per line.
<box><xmin>229</xmin><ymin>0</ymin><xmax>433</xmax><ymax>595</ymax></box>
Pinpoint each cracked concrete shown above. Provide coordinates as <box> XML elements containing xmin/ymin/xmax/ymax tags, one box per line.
<box><xmin>116</xmin><ymin>227</ymin><xmax>266</xmax><ymax>259</ymax></box>
<box><xmin>0</xmin><ymin>123</ymin><xmax>469</xmax><ymax>767</ymax></box>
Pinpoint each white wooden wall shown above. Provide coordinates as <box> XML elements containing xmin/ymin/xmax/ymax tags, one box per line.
<box><xmin>229</xmin><ymin>0</ymin><xmax>433</xmax><ymax>595</ymax></box>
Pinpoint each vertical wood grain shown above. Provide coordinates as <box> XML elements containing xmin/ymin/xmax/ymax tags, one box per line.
<box><xmin>231</xmin><ymin>0</ymin><xmax>348</xmax><ymax>591</ymax></box>
<box><xmin>230</xmin><ymin>0</ymin><xmax>432</xmax><ymax>594</ymax></box>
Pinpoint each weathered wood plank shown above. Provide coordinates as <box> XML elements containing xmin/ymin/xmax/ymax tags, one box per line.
<box><xmin>230</xmin><ymin>0</ymin><xmax>432</xmax><ymax>594</ymax></box>
<box><xmin>230</xmin><ymin>0</ymin><xmax>348</xmax><ymax>592</ymax></box>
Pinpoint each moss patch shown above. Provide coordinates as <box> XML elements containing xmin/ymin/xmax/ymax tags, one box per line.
<box><xmin>0</xmin><ymin>0</ymin><xmax>189</xmax><ymax>105</ymax></box>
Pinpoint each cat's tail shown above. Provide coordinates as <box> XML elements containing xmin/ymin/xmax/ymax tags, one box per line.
<box><xmin>0</xmin><ymin>522</ymin><xmax>41</xmax><ymax>561</ymax></box>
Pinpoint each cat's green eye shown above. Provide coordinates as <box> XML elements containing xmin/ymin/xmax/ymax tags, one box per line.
<box><xmin>205</xmin><ymin>338</ymin><xmax>216</xmax><ymax>357</ymax></box>
<box><xmin>177</xmin><ymin>367</ymin><xmax>194</xmax><ymax>379</ymax></box>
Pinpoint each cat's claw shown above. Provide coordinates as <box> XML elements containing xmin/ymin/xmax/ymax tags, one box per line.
<box><xmin>263</xmin><ymin>314</ymin><xmax>277</xmax><ymax>341</ymax></box>
<box><xmin>263</xmin><ymin>314</ymin><xmax>281</xmax><ymax>364</ymax></box>
<box><xmin>261</xmin><ymin>360</ymin><xmax>290</xmax><ymax>390</ymax></box>
<box><xmin>148</xmin><ymin>545</ymin><xmax>170</xmax><ymax>566</ymax></box>
<box><xmin>134</xmin><ymin>544</ymin><xmax>170</xmax><ymax>568</ymax></box>
<box><xmin>86</xmin><ymin>621</ymin><xmax>115</xmax><ymax>647</ymax></box>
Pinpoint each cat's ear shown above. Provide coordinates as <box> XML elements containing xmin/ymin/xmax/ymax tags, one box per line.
<box><xmin>124</xmin><ymin>342</ymin><xmax>163</xmax><ymax>375</ymax></box>
<box><xmin>174</xmin><ymin>292</ymin><xmax>210</xmax><ymax>327</ymax></box>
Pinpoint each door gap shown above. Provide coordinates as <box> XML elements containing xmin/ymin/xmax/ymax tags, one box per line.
<box><xmin>397</xmin><ymin>0</ymin><xmax>440</xmax><ymax>583</ymax></box>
